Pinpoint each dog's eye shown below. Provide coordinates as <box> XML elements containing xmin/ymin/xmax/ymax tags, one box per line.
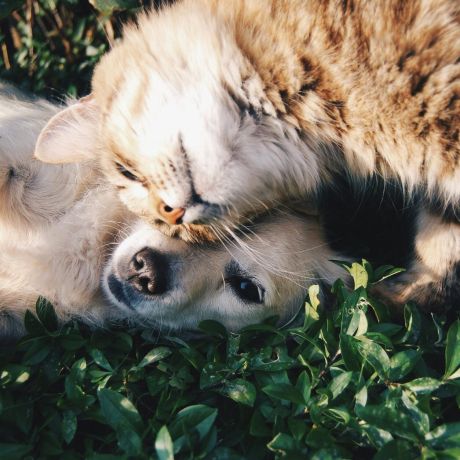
<box><xmin>115</xmin><ymin>162</ymin><xmax>139</xmax><ymax>181</ymax></box>
<box><xmin>228</xmin><ymin>276</ymin><xmax>265</xmax><ymax>304</ymax></box>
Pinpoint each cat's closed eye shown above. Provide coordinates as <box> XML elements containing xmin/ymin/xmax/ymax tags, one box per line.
<box><xmin>115</xmin><ymin>162</ymin><xmax>139</xmax><ymax>182</ymax></box>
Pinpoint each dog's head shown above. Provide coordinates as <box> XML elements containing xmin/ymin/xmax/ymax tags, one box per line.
<box><xmin>102</xmin><ymin>210</ymin><xmax>342</xmax><ymax>332</ymax></box>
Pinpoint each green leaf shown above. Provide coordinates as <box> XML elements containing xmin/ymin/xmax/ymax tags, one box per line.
<box><xmin>89</xmin><ymin>349</ymin><xmax>113</xmax><ymax>372</ymax></box>
<box><xmin>59</xmin><ymin>332</ymin><xmax>87</xmax><ymax>351</ymax></box>
<box><xmin>0</xmin><ymin>364</ymin><xmax>31</xmax><ymax>386</ymax></box>
<box><xmin>325</xmin><ymin>407</ymin><xmax>351</xmax><ymax>424</ymax></box>
<box><xmin>373</xmin><ymin>439</ymin><xmax>415</xmax><ymax>460</ymax></box>
<box><xmin>138</xmin><ymin>347</ymin><xmax>172</xmax><ymax>368</ymax></box>
<box><xmin>364</xmin><ymin>332</ymin><xmax>393</xmax><ymax>348</ymax></box>
<box><xmin>198</xmin><ymin>320</ymin><xmax>228</xmax><ymax>338</ymax></box>
<box><xmin>24</xmin><ymin>310</ymin><xmax>46</xmax><ymax>336</ymax></box>
<box><xmin>389</xmin><ymin>350</ymin><xmax>421</xmax><ymax>381</ymax></box>
<box><xmin>88</xmin><ymin>0</ymin><xmax>139</xmax><ymax>16</ymax></box>
<box><xmin>304</xmin><ymin>426</ymin><xmax>336</xmax><ymax>449</ymax></box>
<box><xmin>98</xmin><ymin>388</ymin><xmax>142</xmax><ymax>431</ymax></box>
<box><xmin>295</xmin><ymin>371</ymin><xmax>311</xmax><ymax>405</ymax></box>
<box><xmin>425</xmin><ymin>423</ymin><xmax>460</xmax><ymax>449</ymax></box>
<box><xmin>340</xmin><ymin>333</ymin><xmax>362</xmax><ymax>371</ymax></box>
<box><xmin>262</xmin><ymin>383</ymin><xmax>308</xmax><ymax>405</ymax></box>
<box><xmin>288</xmin><ymin>417</ymin><xmax>308</xmax><ymax>440</ymax></box>
<box><xmin>401</xmin><ymin>389</ymin><xmax>430</xmax><ymax>435</ymax></box>
<box><xmin>97</xmin><ymin>389</ymin><xmax>143</xmax><ymax>455</ymax></box>
<box><xmin>355</xmin><ymin>381</ymin><xmax>368</xmax><ymax>408</ymax></box>
<box><xmin>62</xmin><ymin>410</ymin><xmax>77</xmax><ymax>444</ymax></box>
<box><xmin>399</xmin><ymin>304</ymin><xmax>421</xmax><ymax>344</ymax></box>
<box><xmin>348</xmin><ymin>262</ymin><xmax>369</xmax><ymax>289</ymax></box>
<box><xmin>200</xmin><ymin>362</ymin><xmax>228</xmax><ymax>389</ymax></box>
<box><xmin>405</xmin><ymin>377</ymin><xmax>442</xmax><ymax>395</ymax></box>
<box><xmin>308</xmin><ymin>284</ymin><xmax>321</xmax><ymax>310</ymax></box>
<box><xmin>155</xmin><ymin>426</ymin><xmax>174</xmax><ymax>460</ymax></box>
<box><xmin>0</xmin><ymin>443</ymin><xmax>32</xmax><ymax>460</ymax></box>
<box><xmin>372</xmin><ymin>265</ymin><xmax>405</xmax><ymax>284</ymax></box>
<box><xmin>369</xmin><ymin>323</ymin><xmax>402</xmax><ymax>337</ymax></box>
<box><xmin>35</xmin><ymin>297</ymin><xmax>58</xmax><ymax>332</ymax></box>
<box><xmin>444</xmin><ymin>320</ymin><xmax>460</xmax><ymax>379</ymax></box>
<box><xmin>346</xmin><ymin>309</ymin><xmax>368</xmax><ymax>336</ymax></box>
<box><xmin>22</xmin><ymin>338</ymin><xmax>51</xmax><ymax>365</ymax></box>
<box><xmin>355</xmin><ymin>337</ymin><xmax>390</xmax><ymax>379</ymax></box>
<box><xmin>435</xmin><ymin>448</ymin><xmax>460</xmax><ymax>460</ymax></box>
<box><xmin>71</xmin><ymin>357</ymin><xmax>87</xmax><ymax>383</ymax></box>
<box><xmin>249</xmin><ymin>410</ymin><xmax>271</xmax><ymax>437</ymax></box>
<box><xmin>170</xmin><ymin>405</ymin><xmax>218</xmax><ymax>453</ymax></box>
<box><xmin>115</xmin><ymin>428</ymin><xmax>143</xmax><ymax>456</ymax></box>
<box><xmin>329</xmin><ymin>371</ymin><xmax>353</xmax><ymax>399</ymax></box>
<box><xmin>249</xmin><ymin>348</ymin><xmax>297</xmax><ymax>371</ymax></box>
<box><xmin>356</xmin><ymin>405</ymin><xmax>419</xmax><ymax>441</ymax></box>
<box><xmin>267</xmin><ymin>433</ymin><xmax>299</xmax><ymax>455</ymax></box>
<box><xmin>218</xmin><ymin>379</ymin><xmax>256</xmax><ymax>407</ymax></box>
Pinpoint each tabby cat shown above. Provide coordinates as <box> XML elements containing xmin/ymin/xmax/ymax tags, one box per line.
<box><xmin>34</xmin><ymin>0</ymin><xmax>460</xmax><ymax>308</ymax></box>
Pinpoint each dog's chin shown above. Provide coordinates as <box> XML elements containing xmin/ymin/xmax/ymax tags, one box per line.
<box><xmin>102</xmin><ymin>273</ymin><xmax>134</xmax><ymax>312</ymax></box>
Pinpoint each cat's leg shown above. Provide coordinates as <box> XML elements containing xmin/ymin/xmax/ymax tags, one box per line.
<box><xmin>375</xmin><ymin>210</ymin><xmax>460</xmax><ymax>313</ymax></box>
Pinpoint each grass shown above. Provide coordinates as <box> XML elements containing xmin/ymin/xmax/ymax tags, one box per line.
<box><xmin>1</xmin><ymin>261</ymin><xmax>459</xmax><ymax>459</ymax></box>
<box><xmin>1</xmin><ymin>2</ymin><xmax>460</xmax><ymax>458</ymax></box>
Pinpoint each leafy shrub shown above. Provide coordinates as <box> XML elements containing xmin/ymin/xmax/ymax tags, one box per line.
<box><xmin>0</xmin><ymin>262</ymin><xmax>459</xmax><ymax>459</ymax></box>
<box><xmin>0</xmin><ymin>0</ymin><xmax>161</xmax><ymax>98</ymax></box>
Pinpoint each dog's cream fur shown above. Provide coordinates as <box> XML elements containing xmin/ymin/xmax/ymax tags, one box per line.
<box><xmin>102</xmin><ymin>212</ymin><xmax>345</xmax><ymax>333</ymax></box>
<box><xmin>0</xmin><ymin>83</ymin><xmax>128</xmax><ymax>336</ymax></box>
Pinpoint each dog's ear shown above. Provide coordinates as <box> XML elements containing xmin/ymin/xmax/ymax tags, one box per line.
<box><xmin>34</xmin><ymin>94</ymin><xmax>100</xmax><ymax>164</ymax></box>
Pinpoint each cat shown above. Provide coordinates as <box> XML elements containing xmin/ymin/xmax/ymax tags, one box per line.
<box><xmin>34</xmin><ymin>0</ymin><xmax>460</xmax><ymax>241</ymax></box>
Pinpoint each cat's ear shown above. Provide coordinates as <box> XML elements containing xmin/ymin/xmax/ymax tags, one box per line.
<box><xmin>34</xmin><ymin>94</ymin><xmax>101</xmax><ymax>164</ymax></box>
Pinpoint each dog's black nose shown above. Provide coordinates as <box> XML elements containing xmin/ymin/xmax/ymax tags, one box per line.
<box><xmin>127</xmin><ymin>248</ymin><xmax>168</xmax><ymax>296</ymax></box>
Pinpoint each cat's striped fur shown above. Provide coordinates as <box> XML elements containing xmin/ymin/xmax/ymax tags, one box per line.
<box><xmin>36</xmin><ymin>0</ymin><xmax>460</xmax><ymax>231</ymax></box>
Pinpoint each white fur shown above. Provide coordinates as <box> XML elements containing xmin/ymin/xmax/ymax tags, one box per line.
<box><xmin>0</xmin><ymin>83</ymin><xmax>127</xmax><ymax>337</ymax></box>
<box><xmin>102</xmin><ymin>212</ymin><xmax>344</xmax><ymax>332</ymax></box>
<box><xmin>0</xmin><ymin>82</ymin><xmax>347</xmax><ymax>337</ymax></box>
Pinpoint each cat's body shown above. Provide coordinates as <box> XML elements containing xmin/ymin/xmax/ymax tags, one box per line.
<box><xmin>36</xmin><ymin>0</ymin><xmax>460</xmax><ymax>232</ymax></box>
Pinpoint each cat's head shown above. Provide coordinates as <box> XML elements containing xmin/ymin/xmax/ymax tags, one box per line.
<box><xmin>34</xmin><ymin>5</ymin><xmax>319</xmax><ymax>241</ymax></box>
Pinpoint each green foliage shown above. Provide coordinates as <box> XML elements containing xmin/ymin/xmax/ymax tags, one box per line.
<box><xmin>0</xmin><ymin>0</ymin><xmax>147</xmax><ymax>98</ymax></box>
<box><xmin>0</xmin><ymin>262</ymin><xmax>459</xmax><ymax>459</ymax></box>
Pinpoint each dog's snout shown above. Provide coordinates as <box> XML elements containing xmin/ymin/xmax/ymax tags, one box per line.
<box><xmin>127</xmin><ymin>248</ymin><xmax>168</xmax><ymax>296</ymax></box>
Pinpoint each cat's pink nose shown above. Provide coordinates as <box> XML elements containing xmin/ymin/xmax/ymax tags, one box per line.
<box><xmin>158</xmin><ymin>202</ymin><xmax>185</xmax><ymax>225</ymax></box>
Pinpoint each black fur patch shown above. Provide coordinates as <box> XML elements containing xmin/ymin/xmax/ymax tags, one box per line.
<box><xmin>319</xmin><ymin>174</ymin><xmax>419</xmax><ymax>269</ymax></box>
